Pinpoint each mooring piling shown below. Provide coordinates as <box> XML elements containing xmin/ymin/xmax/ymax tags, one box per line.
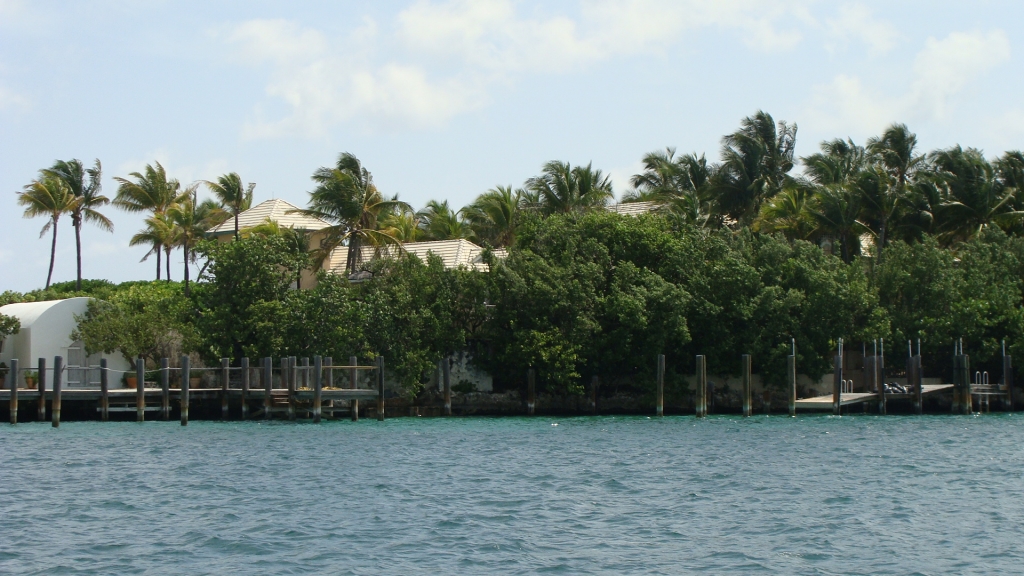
<box><xmin>376</xmin><ymin>356</ymin><xmax>385</xmax><ymax>421</ymax></box>
<box><xmin>100</xmin><ymin>358</ymin><xmax>109</xmax><ymax>421</ymax></box>
<box><xmin>695</xmin><ymin>355</ymin><xmax>707</xmax><ymax>417</ymax></box>
<box><xmin>443</xmin><ymin>358</ymin><xmax>452</xmax><ymax>417</ymax></box>
<box><xmin>161</xmin><ymin>358</ymin><xmax>170</xmax><ymax>421</ymax></box>
<box><xmin>313</xmin><ymin>355</ymin><xmax>322</xmax><ymax>423</ymax></box>
<box><xmin>656</xmin><ymin>354</ymin><xmax>665</xmax><ymax>417</ymax></box>
<box><xmin>832</xmin><ymin>352</ymin><xmax>842</xmax><ymax>416</ymax></box>
<box><xmin>527</xmin><ymin>368</ymin><xmax>536</xmax><ymax>415</ymax></box>
<box><xmin>1004</xmin><ymin>348</ymin><xmax>1014</xmax><ymax>411</ymax></box>
<box><xmin>263</xmin><ymin>357</ymin><xmax>272</xmax><ymax>420</ymax></box>
<box><xmin>8</xmin><ymin>358</ymin><xmax>17</xmax><ymax>425</ymax></box>
<box><xmin>287</xmin><ymin>357</ymin><xmax>296</xmax><ymax>421</ymax></box>
<box><xmin>741</xmin><ymin>354</ymin><xmax>752</xmax><ymax>417</ymax></box>
<box><xmin>787</xmin><ymin>353</ymin><xmax>797</xmax><ymax>417</ymax></box>
<box><xmin>180</xmin><ymin>354</ymin><xmax>190</xmax><ymax>426</ymax></box>
<box><xmin>350</xmin><ymin>355</ymin><xmax>359</xmax><ymax>422</ymax></box>
<box><xmin>240</xmin><ymin>357</ymin><xmax>250</xmax><ymax>420</ymax></box>
<box><xmin>37</xmin><ymin>357</ymin><xmax>47</xmax><ymax>421</ymax></box>
<box><xmin>51</xmin><ymin>356</ymin><xmax>62</xmax><ymax>428</ymax></box>
<box><xmin>221</xmin><ymin>358</ymin><xmax>230</xmax><ymax>420</ymax></box>
<box><xmin>136</xmin><ymin>357</ymin><xmax>145</xmax><ymax>422</ymax></box>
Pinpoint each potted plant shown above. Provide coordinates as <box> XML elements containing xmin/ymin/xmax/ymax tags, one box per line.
<box><xmin>123</xmin><ymin>372</ymin><xmax>137</xmax><ymax>389</ymax></box>
<box><xmin>24</xmin><ymin>370</ymin><xmax>38</xmax><ymax>389</ymax></box>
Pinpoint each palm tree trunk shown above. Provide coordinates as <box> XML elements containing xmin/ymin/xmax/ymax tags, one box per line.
<box><xmin>878</xmin><ymin>216</ymin><xmax>887</xmax><ymax>265</ymax></box>
<box><xmin>165</xmin><ymin>246</ymin><xmax>172</xmax><ymax>281</ymax></box>
<box><xmin>74</xmin><ymin>213</ymin><xmax>83</xmax><ymax>291</ymax></box>
<box><xmin>234</xmin><ymin>212</ymin><xmax>240</xmax><ymax>240</ymax></box>
<box><xmin>346</xmin><ymin>236</ymin><xmax>361</xmax><ymax>274</ymax></box>
<box><xmin>155</xmin><ymin>242</ymin><xmax>162</xmax><ymax>281</ymax></box>
<box><xmin>183</xmin><ymin>244</ymin><xmax>190</xmax><ymax>296</ymax></box>
<box><xmin>46</xmin><ymin>217</ymin><xmax>58</xmax><ymax>289</ymax></box>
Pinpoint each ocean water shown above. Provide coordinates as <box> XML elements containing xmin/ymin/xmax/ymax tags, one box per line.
<box><xmin>1</xmin><ymin>414</ymin><xmax>1022</xmax><ymax>575</ymax></box>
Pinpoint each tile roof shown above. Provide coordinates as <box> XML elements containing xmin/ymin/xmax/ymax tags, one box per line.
<box><xmin>607</xmin><ymin>201</ymin><xmax>660</xmax><ymax>216</ymax></box>
<box><xmin>209</xmin><ymin>199</ymin><xmax>331</xmax><ymax>236</ymax></box>
<box><xmin>327</xmin><ymin>239</ymin><xmax>490</xmax><ymax>274</ymax></box>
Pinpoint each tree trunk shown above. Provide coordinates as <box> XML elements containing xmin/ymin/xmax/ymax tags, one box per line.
<box><xmin>74</xmin><ymin>212</ymin><xmax>83</xmax><ymax>291</ymax></box>
<box><xmin>346</xmin><ymin>235</ymin><xmax>362</xmax><ymax>274</ymax></box>
<box><xmin>234</xmin><ymin>212</ymin><xmax>240</xmax><ymax>240</ymax></box>
<box><xmin>155</xmin><ymin>242</ymin><xmax>162</xmax><ymax>281</ymax></box>
<box><xmin>878</xmin><ymin>215</ymin><xmax>887</xmax><ymax>265</ymax></box>
<box><xmin>183</xmin><ymin>245</ymin><xmax>190</xmax><ymax>295</ymax></box>
<box><xmin>165</xmin><ymin>246</ymin><xmax>172</xmax><ymax>281</ymax></box>
<box><xmin>46</xmin><ymin>216</ymin><xmax>58</xmax><ymax>289</ymax></box>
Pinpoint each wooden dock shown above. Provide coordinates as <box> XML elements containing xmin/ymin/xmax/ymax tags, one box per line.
<box><xmin>794</xmin><ymin>384</ymin><xmax>954</xmax><ymax>411</ymax></box>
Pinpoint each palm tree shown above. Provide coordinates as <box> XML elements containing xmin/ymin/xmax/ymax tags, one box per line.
<box><xmin>129</xmin><ymin>213</ymin><xmax>176</xmax><ymax>281</ymax></box>
<box><xmin>755</xmin><ymin>185</ymin><xmax>816</xmax><ymax>240</ymax></box>
<box><xmin>205</xmin><ymin>172</ymin><xmax>255</xmax><ymax>239</ymax></box>
<box><xmin>293</xmin><ymin>152</ymin><xmax>410</xmax><ymax>274</ymax></box>
<box><xmin>808</xmin><ymin>184</ymin><xmax>868</xmax><ymax>263</ymax></box>
<box><xmin>463</xmin><ymin>186</ymin><xmax>523</xmax><ymax>247</ymax></box>
<box><xmin>802</xmin><ymin>139</ymin><xmax>868</xmax><ymax>186</ymax></box>
<box><xmin>928</xmin><ymin>146</ymin><xmax>1024</xmax><ymax>243</ymax></box>
<box><xmin>712</xmin><ymin>111</ymin><xmax>798</xmax><ymax>225</ymax></box>
<box><xmin>114</xmin><ymin>162</ymin><xmax>186</xmax><ymax>277</ymax></box>
<box><xmin>43</xmin><ymin>159</ymin><xmax>113</xmax><ymax>291</ymax></box>
<box><xmin>418</xmin><ymin>200</ymin><xmax>472</xmax><ymax>241</ymax></box>
<box><xmin>864</xmin><ymin>124</ymin><xmax>926</xmax><ymax>257</ymax></box>
<box><xmin>526</xmin><ymin>161</ymin><xmax>613</xmax><ymax>215</ymax></box>
<box><xmin>167</xmin><ymin>185</ymin><xmax>221</xmax><ymax>295</ymax></box>
<box><xmin>17</xmin><ymin>174</ymin><xmax>78</xmax><ymax>289</ymax></box>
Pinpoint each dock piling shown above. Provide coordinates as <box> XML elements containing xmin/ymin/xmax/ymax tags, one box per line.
<box><xmin>180</xmin><ymin>355</ymin><xmax>190</xmax><ymax>426</ymax></box>
<box><xmin>376</xmin><ymin>356</ymin><xmax>385</xmax><ymax>421</ymax></box>
<box><xmin>241</xmin><ymin>357</ymin><xmax>250</xmax><ymax>420</ymax></box>
<box><xmin>832</xmin><ymin>353</ymin><xmax>842</xmax><ymax>416</ymax></box>
<box><xmin>136</xmin><ymin>357</ymin><xmax>145</xmax><ymax>422</ymax></box>
<box><xmin>263</xmin><ymin>357</ymin><xmax>272</xmax><ymax>420</ymax></box>
<box><xmin>51</xmin><ymin>356</ymin><xmax>62</xmax><ymax>428</ymax></box>
<box><xmin>221</xmin><ymin>358</ymin><xmax>230</xmax><ymax>419</ymax></box>
<box><xmin>591</xmin><ymin>375</ymin><xmax>599</xmax><ymax>415</ymax></box>
<box><xmin>696</xmin><ymin>355</ymin><xmax>707</xmax><ymax>417</ymax></box>
<box><xmin>527</xmin><ymin>368</ymin><xmax>536</xmax><ymax>415</ymax></box>
<box><xmin>349</xmin><ymin>355</ymin><xmax>359</xmax><ymax>422</ymax></box>
<box><xmin>8</xmin><ymin>358</ymin><xmax>17</xmax><ymax>425</ymax></box>
<box><xmin>100</xmin><ymin>359</ymin><xmax>109</xmax><ymax>421</ymax></box>
<box><xmin>313</xmin><ymin>355</ymin><xmax>322</xmax><ymax>423</ymax></box>
<box><xmin>741</xmin><ymin>354</ymin><xmax>752</xmax><ymax>417</ymax></box>
<box><xmin>656</xmin><ymin>354</ymin><xmax>665</xmax><ymax>417</ymax></box>
<box><xmin>787</xmin><ymin>354</ymin><xmax>796</xmax><ymax>417</ymax></box>
<box><xmin>160</xmin><ymin>358</ymin><xmax>169</xmax><ymax>421</ymax></box>
<box><xmin>1004</xmin><ymin>352</ymin><xmax>1014</xmax><ymax>411</ymax></box>
<box><xmin>37</xmin><ymin>357</ymin><xmax>46</xmax><ymax>421</ymax></box>
<box><xmin>443</xmin><ymin>358</ymin><xmax>452</xmax><ymax>416</ymax></box>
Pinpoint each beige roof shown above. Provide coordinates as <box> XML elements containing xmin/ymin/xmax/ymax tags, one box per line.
<box><xmin>327</xmin><ymin>239</ymin><xmax>490</xmax><ymax>274</ymax></box>
<box><xmin>607</xmin><ymin>201</ymin><xmax>659</xmax><ymax>216</ymax></box>
<box><xmin>210</xmin><ymin>199</ymin><xmax>331</xmax><ymax>236</ymax></box>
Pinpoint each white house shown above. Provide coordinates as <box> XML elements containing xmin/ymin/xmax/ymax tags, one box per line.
<box><xmin>0</xmin><ymin>298</ymin><xmax>132</xmax><ymax>388</ymax></box>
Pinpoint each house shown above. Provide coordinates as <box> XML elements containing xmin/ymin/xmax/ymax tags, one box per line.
<box><xmin>326</xmin><ymin>239</ymin><xmax>492</xmax><ymax>276</ymax></box>
<box><xmin>607</xmin><ymin>201</ymin><xmax>660</xmax><ymax>216</ymax></box>
<box><xmin>0</xmin><ymin>298</ymin><xmax>133</xmax><ymax>388</ymax></box>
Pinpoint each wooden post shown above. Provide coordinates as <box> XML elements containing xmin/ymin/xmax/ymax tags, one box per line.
<box><xmin>301</xmin><ymin>357</ymin><xmax>309</xmax><ymax>390</ymax></box>
<box><xmin>161</xmin><ymin>358</ymin><xmax>170</xmax><ymax>421</ymax></box>
<box><xmin>136</xmin><ymin>357</ymin><xmax>145</xmax><ymax>422</ymax></box>
<box><xmin>696</xmin><ymin>355</ymin><xmax>706</xmax><ymax>418</ymax></box>
<box><xmin>240</xmin><ymin>357</ymin><xmax>250</xmax><ymax>420</ymax></box>
<box><xmin>263</xmin><ymin>357</ymin><xmax>272</xmax><ymax>420</ymax></box>
<box><xmin>878</xmin><ymin>354</ymin><xmax>886</xmax><ymax>415</ymax></box>
<box><xmin>741</xmin><ymin>354</ymin><xmax>752</xmax><ymax>417</ymax></box>
<box><xmin>787</xmin><ymin>354</ymin><xmax>796</xmax><ymax>417</ymax></box>
<box><xmin>180</xmin><ymin>354</ymin><xmax>190</xmax><ymax>426</ymax></box>
<box><xmin>376</xmin><ymin>356</ymin><xmax>385</xmax><ymax>421</ymax></box>
<box><xmin>287</xmin><ymin>357</ymin><xmax>296</xmax><ymax>421</ymax></box>
<box><xmin>590</xmin><ymin>375</ymin><xmax>599</xmax><ymax>415</ymax></box>
<box><xmin>443</xmin><ymin>358</ymin><xmax>452</xmax><ymax>416</ymax></box>
<box><xmin>37</xmin><ymin>357</ymin><xmax>46</xmax><ymax>421</ymax></box>
<box><xmin>656</xmin><ymin>354</ymin><xmax>665</xmax><ymax>417</ymax></box>
<box><xmin>914</xmin><ymin>355</ymin><xmax>923</xmax><ymax>415</ymax></box>
<box><xmin>100</xmin><ymin>358</ymin><xmax>109</xmax><ymax>421</ymax></box>
<box><xmin>324</xmin><ymin>357</ymin><xmax>333</xmax><ymax>420</ymax></box>
<box><xmin>962</xmin><ymin>354</ymin><xmax>972</xmax><ymax>414</ymax></box>
<box><xmin>832</xmin><ymin>354</ymin><xmax>842</xmax><ymax>416</ymax></box>
<box><xmin>1004</xmin><ymin>353</ymin><xmax>1014</xmax><ymax>411</ymax></box>
<box><xmin>349</xmin><ymin>355</ymin><xmax>359</xmax><ymax>422</ymax></box>
<box><xmin>8</xmin><ymin>358</ymin><xmax>17</xmax><ymax>425</ymax></box>
<box><xmin>52</xmin><ymin>356</ymin><xmax>62</xmax><ymax>428</ymax></box>
<box><xmin>220</xmin><ymin>358</ymin><xmax>230</xmax><ymax>420</ymax></box>
<box><xmin>527</xmin><ymin>368</ymin><xmax>536</xmax><ymax>415</ymax></box>
<box><xmin>313</xmin><ymin>355</ymin><xmax>322</xmax><ymax>423</ymax></box>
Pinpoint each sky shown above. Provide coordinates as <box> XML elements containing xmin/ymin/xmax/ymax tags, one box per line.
<box><xmin>1</xmin><ymin>0</ymin><xmax>1022</xmax><ymax>292</ymax></box>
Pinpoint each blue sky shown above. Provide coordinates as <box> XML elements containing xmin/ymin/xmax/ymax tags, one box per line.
<box><xmin>1</xmin><ymin>0</ymin><xmax>1022</xmax><ymax>291</ymax></box>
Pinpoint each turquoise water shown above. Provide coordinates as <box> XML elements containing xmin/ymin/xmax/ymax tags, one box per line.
<box><xmin>2</xmin><ymin>415</ymin><xmax>1023</xmax><ymax>574</ymax></box>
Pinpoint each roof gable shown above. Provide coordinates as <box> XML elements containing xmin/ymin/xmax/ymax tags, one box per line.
<box><xmin>210</xmin><ymin>199</ymin><xmax>331</xmax><ymax>235</ymax></box>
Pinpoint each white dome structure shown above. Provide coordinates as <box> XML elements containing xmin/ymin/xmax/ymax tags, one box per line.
<box><xmin>0</xmin><ymin>298</ymin><xmax>132</xmax><ymax>388</ymax></box>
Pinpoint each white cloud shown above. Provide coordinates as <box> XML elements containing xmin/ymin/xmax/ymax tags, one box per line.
<box><xmin>825</xmin><ymin>4</ymin><xmax>900</xmax><ymax>55</ymax></box>
<box><xmin>805</xmin><ymin>29</ymin><xmax>1011</xmax><ymax>136</ymax></box>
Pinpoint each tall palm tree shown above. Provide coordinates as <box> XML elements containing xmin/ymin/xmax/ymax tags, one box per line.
<box><xmin>808</xmin><ymin>184</ymin><xmax>868</xmax><ymax>263</ymax></box>
<box><xmin>463</xmin><ymin>186</ymin><xmax>522</xmax><ymax>247</ymax></box>
<box><xmin>17</xmin><ymin>174</ymin><xmax>78</xmax><ymax>289</ymax></box>
<box><xmin>864</xmin><ymin>124</ymin><xmax>926</xmax><ymax>257</ymax></box>
<box><xmin>928</xmin><ymin>146</ymin><xmax>1024</xmax><ymax>243</ymax></box>
<box><xmin>802</xmin><ymin>139</ymin><xmax>868</xmax><ymax>186</ymax></box>
<box><xmin>418</xmin><ymin>200</ymin><xmax>472</xmax><ymax>241</ymax></box>
<box><xmin>712</xmin><ymin>111</ymin><xmax>797</xmax><ymax>225</ymax></box>
<box><xmin>129</xmin><ymin>213</ymin><xmax>176</xmax><ymax>281</ymax></box>
<box><xmin>526</xmin><ymin>160</ymin><xmax>613</xmax><ymax>215</ymax></box>
<box><xmin>167</xmin><ymin>185</ymin><xmax>221</xmax><ymax>295</ymax></box>
<box><xmin>755</xmin><ymin>185</ymin><xmax>816</xmax><ymax>240</ymax></box>
<box><xmin>43</xmin><ymin>159</ymin><xmax>112</xmax><ymax>291</ymax></box>
<box><xmin>293</xmin><ymin>152</ymin><xmax>410</xmax><ymax>274</ymax></box>
<box><xmin>114</xmin><ymin>162</ymin><xmax>185</xmax><ymax>277</ymax></box>
<box><xmin>205</xmin><ymin>172</ymin><xmax>255</xmax><ymax>239</ymax></box>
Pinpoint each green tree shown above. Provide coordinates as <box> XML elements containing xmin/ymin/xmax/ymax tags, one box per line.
<box><xmin>205</xmin><ymin>172</ymin><xmax>255</xmax><ymax>239</ymax></box>
<box><xmin>43</xmin><ymin>159</ymin><xmax>113</xmax><ymax>291</ymax></box>
<box><xmin>114</xmin><ymin>162</ymin><xmax>187</xmax><ymax>279</ymax></box>
<box><xmin>167</xmin><ymin>186</ymin><xmax>224</xmax><ymax>295</ymax></box>
<box><xmin>526</xmin><ymin>160</ymin><xmax>614</xmax><ymax>215</ymax></box>
<box><xmin>17</xmin><ymin>174</ymin><xmax>78</xmax><ymax>289</ymax></box>
<box><xmin>418</xmin><ymin>199</ymin><xmax>472</xmax><ymax>241</ymax></box>
<box><xmin>464</xmin><ymin>185</ymin><xmax>523</xmax><ymax>247</ymax></box>
<box><xmin>0</xmin><ymin>313</ymin><xmax>20</xmax><ymax>341</ymax></box>
<box><xmin>927</xmin><ymin>146</ymin><xmax>1024</xmax><ymax>244</ymax></box>
<box><xmin>129</xmin><ymin>213</ymin><xmax>176</xmax><ymax>281</ymax></box>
